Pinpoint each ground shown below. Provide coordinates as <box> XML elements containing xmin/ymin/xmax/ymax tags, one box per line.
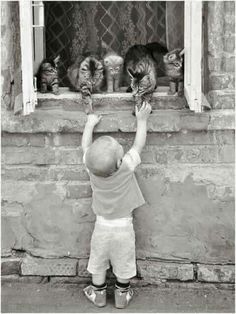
<box><xmin>1</xmin><ymin>281</ymin><xmax>235</xmax><ymax>313</ymax></box>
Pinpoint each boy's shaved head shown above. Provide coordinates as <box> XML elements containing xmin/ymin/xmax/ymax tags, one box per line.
<box><xmin>85</xmin><ymin>136</ymin><xmax>123</xmax><ymax>177</ymax></box>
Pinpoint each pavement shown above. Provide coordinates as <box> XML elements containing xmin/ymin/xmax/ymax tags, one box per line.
<box><xmin>1</xmin><ymin>281</ymin><xmax>235</xmax><ymax>313</ymax></box>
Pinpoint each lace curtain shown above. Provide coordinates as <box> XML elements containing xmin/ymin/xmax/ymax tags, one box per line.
<box><xmin>45</xmin><ymin>1</ymin><xmax>184</xmax><ymax>86</ymax></box>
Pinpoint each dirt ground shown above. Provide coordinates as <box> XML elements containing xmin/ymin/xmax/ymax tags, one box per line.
<box><xmin>1</xmin><ymin>281</ymin><xmax>235</xmax><ymax>313</ymax></box>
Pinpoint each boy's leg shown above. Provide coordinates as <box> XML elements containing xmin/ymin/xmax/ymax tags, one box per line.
<box><xmin>92</xmin><ymin>272</ymin><xmax>106</xmax><ymax>286</ymax></box>
<box><xmin>83</xmin><ymin>271</ymin><xmax>107</xmax><ymax>308</ymax></box>
<box><xmin>115</xmin><ymin>277</ymin><xmax>134</xmax><ymax>309</ymax></box>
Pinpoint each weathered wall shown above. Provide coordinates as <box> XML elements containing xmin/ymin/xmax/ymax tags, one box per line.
<box><xmin>1</xmin><ymin>1</ymin><xmax>22</xmax><ymax>114</ymax></box>
<box><xmin>1</xmin><ymin>1</ymin><xmax>235</xmax><ymax>283</ymax></box>
<box><xmin>207</xmin><ymin>1</ymin><xmax>235</xmax><ymax>109</ymax></box>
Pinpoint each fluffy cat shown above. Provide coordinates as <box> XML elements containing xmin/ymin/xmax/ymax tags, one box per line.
<box><xmin>37</xmin><ymin>56</ymin><xmax>60</xmax><ymax>95</ymax></box>
<box><xmin>103</xmin><ymin>52</ymin><xmax>124</xmax><ymax>92</ymax></box>
<box><xmin>124</xmin><ymin>44</ymin><xmax>161</xmax><ymax>111</ymax></box>
<box><xmin>163</xmin><ymin>48</ymin><xmax>184</xmax><ymax>96</ymax></box>
<box><xmin>67</xmin><ymin>54</ymin><xmax>104</xmax><ymax>113</ymax></box>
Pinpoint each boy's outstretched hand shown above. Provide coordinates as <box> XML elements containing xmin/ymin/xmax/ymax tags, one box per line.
<box><xmin>87</xmin><ymin>114</ymin><xmax>102</xmax><ymax>127</ymax></box>
<box><xmin>135</xmin><ymin>101</ymin><xmax>152</xmax><ymax>121</ymax></box>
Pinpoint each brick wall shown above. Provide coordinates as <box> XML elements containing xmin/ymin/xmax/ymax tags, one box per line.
<box><xmin>1</xmin><ymin>2</ymin><xmax>235</xmax><ymax>284</ymax></box>
<box><xmin>1</xmin><ymin>123</ymin><xmax>235</xmax><ymax>282</ymax></box>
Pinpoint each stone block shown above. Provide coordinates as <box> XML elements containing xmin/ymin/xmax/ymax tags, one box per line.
<box><xmin>209</xmin><ymin>73</ymin><xmax>235</xmax><ymax>90</ymax></box>
<box><xmin>222</xmin><ymin>55</ymin><xmax>235</xmax><ymax>72</ymax></box>
<box><xmin>2</xmin><ymin>181</ymin><xmax>37</xmax><ymax>203</ymax></box>
<box><xmin>208</xmin><ymin>110</ymin><xmax>235</xmax><ymax>130</ymax></box>
<box><xmin>147</xmin><ymin>130</ymin><xmax>235</xmax><ymax>146</ymax></box>
<box><xmin>78</xmin><ymin>258</ymin><xmax>90</xmax><ymax>277</ymax></box>
<box><xmin>155</xmin><ymin>144</ymin><xmax>234</xmax><ymax>164</ymax></box>
<box><xmin>224</xmin><ymin>35</ymin><xmax>235</xmax><ymax>53</ymax></box>
<box><xmin>197</xmin><ymin>264</ymin><xmax>235</xmax><ymax>283</ymax></box>
<box><xmin>28</xmin><ymin>134</ymin><xmax>45</xmax><ymax>147</ymax></box>
<box><xmin>1</xmin><ymin>257</ymin><xmax>21</xmax><ymax>275</ymax></box>
<box><xmin>21</xmin><ymin>255</ymin><xmax>78</xmax><ymax>276</ymax></box>
<box><xmin>137</xmin><ymin>260</ymin><xmax>194</xmax><ymax>282</ymax></box>
<box><xmin>208</xmin><ymin>56</ymin><xmax>222</xmax><ymax>72</ymax></box>
<box><xmin>1</xmin><ymin>133</ymin><xmax>28</xmax><ymax>146</ymax></box>
<box><xmin>49</xmin><ymin>166</ymin><xmax>89</xmax><ymax>181</ymax></box>
<box><xmin>66</xmin><ymin>183</ymin><xmax>92</xmax><ymax>199</ymax></box>
<box><xmin>3</xmin><ymin>166</ymin><xmax>48</xmax><ymax>181</ymax></box>
<box><xmin>140</xmin><ymin>150</ymin><xmax>156</xmax><ymax>164</ymax></box>
<box><xmin>55</xmin><ymin>148</ymin><xmax>83</xmax><ymax>165</ymax></box>
<box><xmin>2</xmin><ymin>147</ymin><xmax>56</xmax><ymax>165</ymax></box>
<box><xmin>48</xmin><ymin>133</ymin><xmax>82</xmax><ymax>147</ymax></box>
<box><xmin>1</xmin><ymin>275</ymin><xmax>47</xmax><ymax>284</ymax></box>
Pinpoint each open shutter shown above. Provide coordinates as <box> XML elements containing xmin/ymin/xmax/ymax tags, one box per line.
<box><xmin>32</xmin><ymin>1</ymin><xmax>45</xmax><ymax>74</ymax></box>
<box><xmin>184</xmin><ymin>1</ymin><xmax>202</xmax><ymax>112</ymax></box>
<box><xmin>19</xmin><ymin>1</ymin><xmax>44</xmax><ymax>115</ymax></box>
<box><xmin>19</xmin><ymin>1</ymin><xmax>37</xmax><ymax>115</ymax></box>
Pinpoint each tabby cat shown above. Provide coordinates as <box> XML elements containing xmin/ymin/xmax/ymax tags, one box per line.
<box><xmin>37</xmin><ymin>56</ymin><xmax>60</xmax><ymax>95</ymax></box>
<box><xmin>103</xmin><ymin>52</ymin><xmax>124</xmax><ymax>92</ymax></box>
<box><xmin>67</xmin><ymin>54</ymin><xmax>104</xmax><ymax>113</ymax></box>
<box><xmin>124</xmin><ymin>42</ymin><xmax>168</xmax><ymax>111</ymax></box>
<box><xmin>163</xmin><ymin>48</ymin><xmax>184</xmax><ymax>96</ymax></box>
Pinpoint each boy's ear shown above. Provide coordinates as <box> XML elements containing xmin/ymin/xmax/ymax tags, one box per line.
<box><xmin>117</xmin><ymin>158</ymin><xmax>122</xmax><ymax>169</ymax></box>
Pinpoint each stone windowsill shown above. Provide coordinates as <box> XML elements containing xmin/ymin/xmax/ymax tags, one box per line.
<box><xmin>1</xmin><ymin>87</ymin><xmax>235</xmax><ymax>133</ymax></box>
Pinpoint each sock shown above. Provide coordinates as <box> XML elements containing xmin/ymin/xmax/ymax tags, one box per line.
<box><xmin>92</xmin><ymin>282</ymin><xmax>106</xmax><ymax>290</ymax></box>
<box><xmin>115</xmin><ymin>281</ymin><xmax>130</xmax><ymax>289</ymax></box>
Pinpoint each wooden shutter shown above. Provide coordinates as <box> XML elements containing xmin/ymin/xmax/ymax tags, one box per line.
<box><xmin>184</xmin><ymin>1</ymin><xmax>203</xmax><ymax>112</ymax></box>
<box><xmin>32</xmin><ymin>1</ymin><xmax>45</xmax><ymax>74</ymax></box>
<box><xmin>19</xmin><ymin>1</ymin><xmax>44</xmax><ymax>115</ymax></box>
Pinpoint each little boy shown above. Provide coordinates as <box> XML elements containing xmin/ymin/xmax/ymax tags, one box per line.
<box><xmin>82</xmin><ymin>101</ymin><xmax>151</xmax><ymax>308</ymax></box>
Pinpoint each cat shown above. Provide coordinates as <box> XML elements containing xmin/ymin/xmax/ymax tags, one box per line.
<box><xmin>124</xmin><ymin>42</ymin><xmax>168</xmax><ymax>112</ymax></box>
<box><xmin>36</xmin><ymin>55</ymin><xmax>60</xmax><ymax>95</ymax></box>
<box><xmin>67</xmin><ymin>54</ymin><xmax>104</xmax><ymax>113</ymax></box>
<box><xmin>163</xmin><ymin>48</ymin><xmax>184</xmax><ymax>96</ymax></box>
<box><xmin>103</xmin><ymin>52</ymin><xmax>124</xmax><ymax>92</ymax></box>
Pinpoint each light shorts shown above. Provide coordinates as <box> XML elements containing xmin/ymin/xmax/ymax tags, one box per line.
<box><xmin>87</xmin><ymin>216</ymin><xmax>136</xmax><ymax>279</ymax></box>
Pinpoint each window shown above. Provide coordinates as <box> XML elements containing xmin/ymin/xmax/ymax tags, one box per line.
<box><xmin>19</xmin><ymin>1</ymin><xmax>205</xmax><ymax>115</ymax></box>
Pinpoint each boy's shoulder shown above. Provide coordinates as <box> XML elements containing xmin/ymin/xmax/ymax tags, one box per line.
<box><xmin>122</xmin><ymin>148</ymin><xmax>141</xmax><ymax>171</ymax></box>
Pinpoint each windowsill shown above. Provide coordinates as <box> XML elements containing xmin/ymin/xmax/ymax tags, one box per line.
<box><xmin>37</xmin><ymin>86</ymin><xmax>178</xmax><ymax>99</ymax></box>
<box><xmin>37</xmin><ymin>87</ymin><xmax>188</xmax><ymax>112</ymax></box>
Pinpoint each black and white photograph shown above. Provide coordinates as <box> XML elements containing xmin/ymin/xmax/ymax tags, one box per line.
<box><xmin>1</xmin><ymin>0</ymin><xmax>235</xmax><ymax>312</ymax></box>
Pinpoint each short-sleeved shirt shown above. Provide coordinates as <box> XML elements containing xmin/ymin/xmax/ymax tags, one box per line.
<box><xmin>83</xmin><ymin>148</ymin><xmax>145</xmax><ymax>219</ymax></box>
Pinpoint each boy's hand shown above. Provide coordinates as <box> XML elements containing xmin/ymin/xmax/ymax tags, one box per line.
<box><xmin>87</xmin><ymin>114</ymin><xmax>102</xmax><ymax>127</ymax></box>
<box><xmin>135</xmin><ymin>101</ymin><xmax>152</xmax><ymax>121</ymax></box>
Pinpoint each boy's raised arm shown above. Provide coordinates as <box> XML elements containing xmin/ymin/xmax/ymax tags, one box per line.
<box><xmin>132</xmin><ymin>102</ymin><xmax>152</xmax><ymax>155</ymax></box>
<box><xmin>82</xmin><ymin>114</ymin><xmax>102</xmax><ymax>153</ymax></box>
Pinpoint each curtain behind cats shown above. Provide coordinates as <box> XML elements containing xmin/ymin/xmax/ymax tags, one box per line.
<box><xmin>166</xmin><ymin>2</ymin><xmax>184</xmax><ymax>51</ymax></box>
<box><xmin>45</xmin><ymin>1</ymin><xmax>183</xmax><ymax>86</ymax></box>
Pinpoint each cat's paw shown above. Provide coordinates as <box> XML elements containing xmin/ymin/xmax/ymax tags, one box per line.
<box><xmin>177</xmin><ymin>90</ymin><xmax>184</xmax><ymax>97</ymax></box>
<box><xmin>52</xmin><ymin>90</ymin><xmax>60</xmax><ymax>95</ymax></box>
<box><xmin>167</xmin><ymin>90</ymin><xmax>177</xmax><ymax>96</ymax></box>
<box><xmin>40</xmin><ymin>89</ymin><xmax>47</xmax><ymax>94</ymax></box>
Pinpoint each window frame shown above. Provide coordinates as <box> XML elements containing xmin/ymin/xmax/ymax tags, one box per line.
<box><xmin>19</xmin><ymin>0</ymin><xmax>204</xmax><ymax>114</ymax></box>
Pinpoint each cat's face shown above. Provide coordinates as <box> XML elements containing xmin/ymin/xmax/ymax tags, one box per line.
<box><xmin>40</xmin><ymin>55</ymin><xmax>60</xmax><ymax>74</ymax></box>
<box><xmin>104</xmin><ymin>56</ymin><xmax>123</xmax><ymax>76</ymax></box>
<box><xmin>163</xmin><ymin>49</ymin><xmax>184</xmax><ymax>68</ymax></box>
<box><xmin>128</xmin><ymin>70</ymin><xmax>153</xmax><ymax>96</ymax></box>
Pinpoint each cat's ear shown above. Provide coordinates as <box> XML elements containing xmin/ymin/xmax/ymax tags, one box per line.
<box><xmin>127</xmin><ymin>68</ymin><xmax>135</xmax><ymax>78</ymax></box>
<box><xmin>54</xmin><ymin>55</ymin><xmax>60</xmax><ymax>65</ymax></box>
<box><xmin>179</xmin><ymin>49</ymin><xmax>185</xmax><ymax>56</ymax></box>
